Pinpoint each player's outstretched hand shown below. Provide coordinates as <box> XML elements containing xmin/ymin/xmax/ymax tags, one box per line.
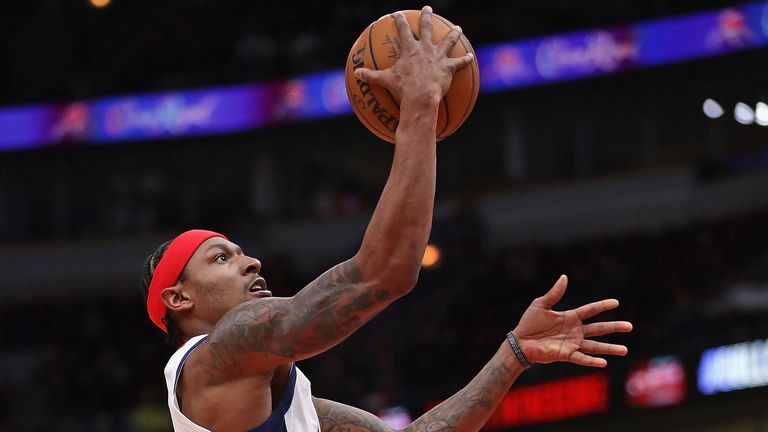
<box><xmin>354</xmin><ymin>6</ymin><xmax>474</xmax><ymax>103</ymax></box>
<box><xmin>512</xmin><ymin>275</ymin><xmax>633</xmax><ymax>368</ymax></box>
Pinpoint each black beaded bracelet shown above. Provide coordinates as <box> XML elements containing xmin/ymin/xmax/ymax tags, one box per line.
<box><xmin>506</xmin><ymin>331</ymin><xmax>533</xmax><ymax>369</ymax></box>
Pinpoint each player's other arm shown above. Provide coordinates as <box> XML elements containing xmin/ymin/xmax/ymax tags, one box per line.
<box><xmin>201</xmin><ymin>7</ymin><xmax>474</xmax><ymax>377</ymax></box>
<box><xmin>314</xmin><ymin>276</ymin><xmax>633</xmax><ymax>432</ymax></box>
<box><xmin>314</xmin><ymin>343</ymin><xmax>523</xmax><ymax>432</ymax></box>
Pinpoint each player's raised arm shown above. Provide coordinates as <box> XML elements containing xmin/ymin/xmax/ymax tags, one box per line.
<box><xmin>199</xmin><ymin>6</ymin><xmax>475</xmax><ymax>377</ymax></box>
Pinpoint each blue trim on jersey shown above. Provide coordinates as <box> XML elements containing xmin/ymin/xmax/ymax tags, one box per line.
<box><xmin>173</xmin><ymin>335</ymin><xmax>299</xmax><ymax>432</ymax></box>
<box><xmin>246</xmin><ymin>364</ymin><xmax>297</xmax><ymax>432</ymax></box>
<box><xmin>174</xmin><ymin>335</ymin><xmax>209</xmax><ymax>395</ymax></box>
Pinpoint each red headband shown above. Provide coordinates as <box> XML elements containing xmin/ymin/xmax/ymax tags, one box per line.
<box><xmin>147</xmin><ymin>229</ymin><xmax>228</xmax><ymax>332</ymax></box>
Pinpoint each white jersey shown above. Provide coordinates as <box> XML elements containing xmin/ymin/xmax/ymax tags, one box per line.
<box><xmin>164</xmin><ymin>334</ymin><xmax>320</xmax><ymax>432</ymax></box>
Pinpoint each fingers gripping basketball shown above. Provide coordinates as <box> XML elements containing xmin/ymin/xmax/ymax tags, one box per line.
<box><xmin>345</xmin><ymin>9</ymin><xmax>480</xmax><ymax>143</ymax></box>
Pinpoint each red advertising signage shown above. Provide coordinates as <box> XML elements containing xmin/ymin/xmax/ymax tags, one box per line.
<box><xmin>625</xmin><ymin>356</ymin><xmax>686</xmax><ymax>407</ymax></box>
<box><xmin>482</xmin><ymin>374</ymin><xmax>609</xmax><ymax>429</ymax></box>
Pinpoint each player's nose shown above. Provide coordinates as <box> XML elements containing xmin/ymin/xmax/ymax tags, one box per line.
<box><xmin>241</xmin><ymin>256</ymin><xmax>262</xmax><ymax>275</ymax></box>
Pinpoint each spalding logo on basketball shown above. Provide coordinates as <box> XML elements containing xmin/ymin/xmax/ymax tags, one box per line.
<box><xmin>345</xmin><ymin>10</ymin><xmax>480</xmax><ymax>143</ymax></box>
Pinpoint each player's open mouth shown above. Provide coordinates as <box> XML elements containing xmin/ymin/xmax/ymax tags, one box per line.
<box><xmin>248</xmin><ymin>277</ymin><xmax>272</xmax><ymax>297</ymax></box>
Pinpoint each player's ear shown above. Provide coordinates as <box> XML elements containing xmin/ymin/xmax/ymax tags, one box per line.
<box><xmin>162</xmin><ymin>285</ymin><xmax>193</xmax><ymax>313</ymax></box>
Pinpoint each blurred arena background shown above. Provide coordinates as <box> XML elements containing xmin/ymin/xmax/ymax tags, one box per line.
<box><xmin>2</xmin><ymin>0</ymin><xmax>768</xmax><ymax>431</ymax></box>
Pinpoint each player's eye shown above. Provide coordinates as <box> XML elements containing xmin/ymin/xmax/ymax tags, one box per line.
<box><xmin>214</xmin><ymin>253</ymin><xmax>228</xmax><ymax>263</ymax></box>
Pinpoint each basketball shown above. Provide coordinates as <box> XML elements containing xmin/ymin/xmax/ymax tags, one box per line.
<box><xmin>345</xmin><ymin>10</ymin><xmax>480</xmax><ymax>143</ymax></box>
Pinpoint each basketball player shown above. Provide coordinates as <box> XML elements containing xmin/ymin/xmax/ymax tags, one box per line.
<box><xmin>141</xmin><ymin>7</ymin><xmax>632</xmax><ymax>432</ymax></box>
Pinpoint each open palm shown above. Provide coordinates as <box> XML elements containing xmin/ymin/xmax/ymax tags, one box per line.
<box><xmin>513</xmin><ymin>275</ymin><xmax>632</xmax><ymax>368</ymax></box>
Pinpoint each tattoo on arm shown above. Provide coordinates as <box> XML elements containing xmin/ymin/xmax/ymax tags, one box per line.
<box><xmin>203</xmin><ymin>258</ymin><xmax>397</xmax><ymax>380</ymax></box>
<box><xmin>314</xmin><ymin>397</ymin><xmax>393</xmax><ymax>432</ymax></box>
<box><xmin>314</xmin><ymin>346</ymin><xmax>521</xmax><ymax>432</ymax></box>
<box><xmin>402</xmin><ymin>353</ymin><xmax>516</xmax><ymax>432</ymax></box>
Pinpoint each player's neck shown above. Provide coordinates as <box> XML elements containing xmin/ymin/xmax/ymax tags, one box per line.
<box><xmin>180</xmin><ymin>318</ymin><xmax>215</xmax><ymax>341</ymax></box>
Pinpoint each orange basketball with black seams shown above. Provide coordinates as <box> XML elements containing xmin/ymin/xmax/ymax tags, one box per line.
<box><xmin>345</xmin><ymin>10</ymin><xmax>480</xmax><ymax>143</ymax></box>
